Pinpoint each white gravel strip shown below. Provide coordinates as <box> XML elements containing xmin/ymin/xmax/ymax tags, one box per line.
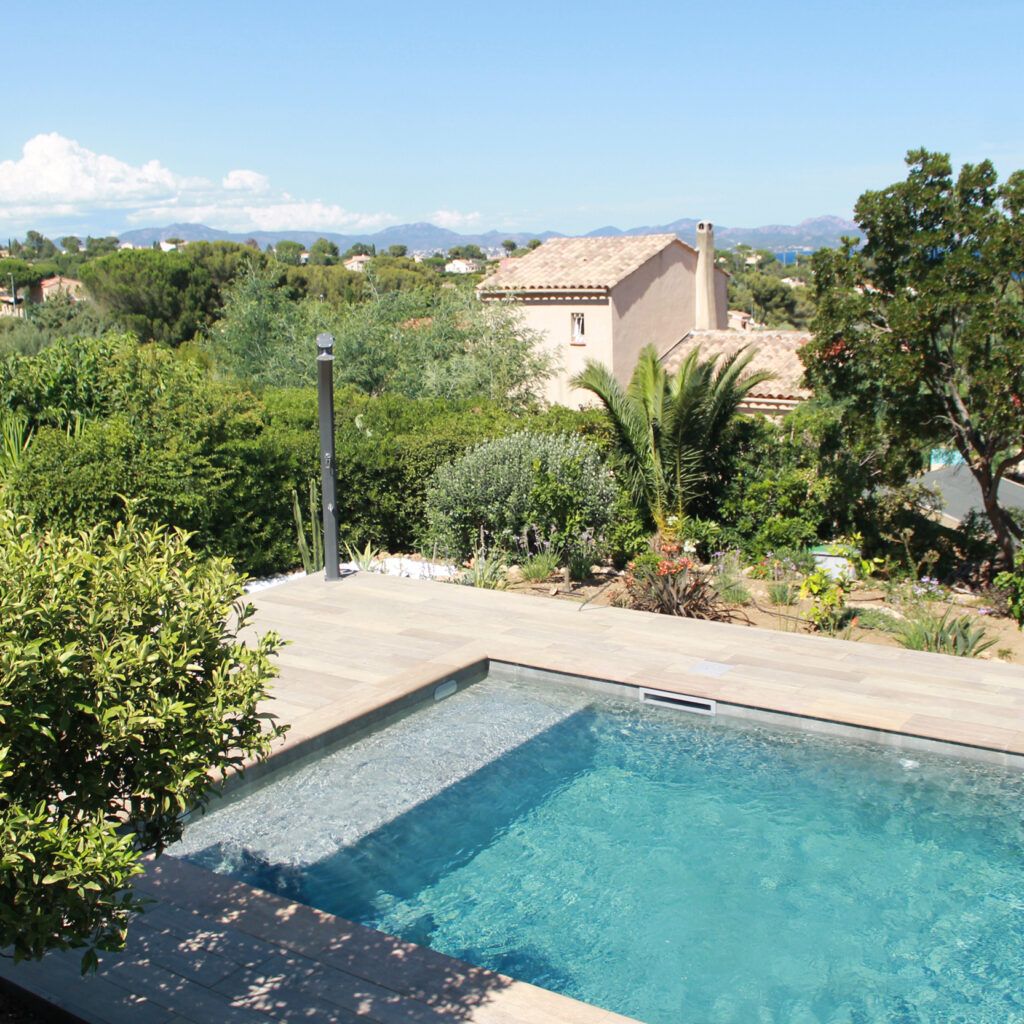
<box><xmin>244</xmin><ymin>557</ymin><xmax>458</xmax><ymax>593</ymax></box>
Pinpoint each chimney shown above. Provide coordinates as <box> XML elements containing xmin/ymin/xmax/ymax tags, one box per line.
<box><xmin>694</xmin><ymin>220</ymin><xmax>718</xmax><ymax>329</ymax></box>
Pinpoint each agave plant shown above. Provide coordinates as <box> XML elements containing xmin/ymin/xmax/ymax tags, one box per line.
<box><xmin>520</xmin><ymin>549</ymin><xmax>561</xmax><ymax>582</ymax></box>
<box><xmin>571</xmin><ymin>344</ymin><xmax>772</xmax><ymax>533</ymax></box>
<box><xmin>897</xmin><ymin>608</ymin><xmax>997</xmax><ymax>658</ymax></box>
<box><xmin>456</xmin><ymin>548</ymin><xmax>508</xmax><ymax>590</ymax></box>
<box><xmin>0</xmin><ymin>411</ymin><xmax>33</xmax><ymax>495</ymax></box>
<box><xmin>291</xmin><ymin>479</ymin><xmax>323</xmax><ymax>574</ymax></box>
<box><xmin>344</xmin><ymin>540</ymin><xmax>384</xmax><ymax>572</ymax></box>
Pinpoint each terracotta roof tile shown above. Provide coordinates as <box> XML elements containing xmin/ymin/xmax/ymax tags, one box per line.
<box><xmin>662</xmin><ymin>329</ymin><xmax>812</xmax><ymax>410</ymax></box>
<box><xmin>478</xmin><ymin>234</ymin><xmax>686</xmax><ymax>293</ymax></box>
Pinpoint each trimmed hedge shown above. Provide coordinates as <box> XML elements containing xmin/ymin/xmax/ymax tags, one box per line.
<box><xmin>4</xmin><ymin>335</ymin><xmax>612</xmax><ymax>577</ymax></box>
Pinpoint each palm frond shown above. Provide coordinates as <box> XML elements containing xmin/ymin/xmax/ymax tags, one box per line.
<box><xmin>572</xmin><ymin>360</ymin><xmax>659</xmax><ymax>519</ymax></box>
<box><xmin>704</xmin><ymin>345</ymin><xmax>775</xmax><ymax>441</ymax></box>
<box><xmin>575</xmin><ymin>342</ymin><xmax>770</xmax><ymax>532</ymax></box>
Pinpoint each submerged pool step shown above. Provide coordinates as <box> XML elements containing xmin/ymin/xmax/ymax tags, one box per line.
<box><xmin>638</xmin><ymin>687</ymin><xmax>716</xmax><ymax>716</ymax></box>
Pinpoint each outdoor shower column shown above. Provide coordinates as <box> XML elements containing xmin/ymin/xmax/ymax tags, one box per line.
<box><xmin>316</xmin><ymin>332</ymin><xmax>340</xmax><ymax>580</ymax></box>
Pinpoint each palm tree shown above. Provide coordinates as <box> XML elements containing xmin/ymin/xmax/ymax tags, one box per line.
<box><xmin>572</xmin><ymin>344</ymin><xmax>772</xmax><ymax>533</ymax></box>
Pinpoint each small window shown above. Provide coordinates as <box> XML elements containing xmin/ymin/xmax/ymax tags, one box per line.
<box><xmin>571</xmin><ymin>312</ymin><xmax>586</xmax><ymax>345</ymax></box>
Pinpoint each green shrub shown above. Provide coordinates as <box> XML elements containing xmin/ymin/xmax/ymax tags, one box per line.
<box><xmin>2</xmin><ymin>340</ymin><xmax>315</xmax><ymax>577</ymax></box>
<box><xmin>1</xmin><ymin>332</ymin><xmax>128</xmax><ymax>428</ymax></box>
<box><xmin>423</xmin><ymin>431</ymin><xmax>616</xmax><ymax>560</ymax></box>
<box><xmin>768</xmin><ymin>580</ymin><xmax>798</xmax><ymax>606</ymax></box>
<box><xmin>10</xmin><ymin>389</ymin><xmax>308</xmax><ymax>579</ymax></box>
<box><xmin>2</xmin><ymin>336</ymin><xmax>612</xmax><ymax>579</ymax></box>
<box><xmin>850</xmin><ymin>607</ymin><xmax>902</xmax><ymax>633</ymax></box>
<box><xmin>715</xmin><ymin>414</ymin><xmax>840</xmax><ymax>556</ymax></box>
<box><xmin>0</xmin><ymin>512</ymin><xmax>285</xmax><ymax>967</ymax></box>
<box><xmin>680</xmin><ymin>517</ymin><xmax>723</xmax><ymax>561</ymax></box>
<box><xmin>994</xmin><ymin>549</ymin><xmax>1024</xmax><ymax>629</ymax></box>
<box><xmin>712</xmin><ymin>550</ymin><xmax>751</xmax><ymax>605</ymax></box>
<box><xmin>603</xmin><ymin>491</ymin><xmax>649</xmax><ymax>568</ymax></box>
<box><xmin>800</xmin><ymin>567</ymin><xmax>850</xmax><ymax>633</ymax></box>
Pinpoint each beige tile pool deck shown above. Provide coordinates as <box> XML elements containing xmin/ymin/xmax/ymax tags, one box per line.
<box><xmin>4</xmin><ymin>571</ymin><xmax>1024</xmax><ymax>1023</ymax></box>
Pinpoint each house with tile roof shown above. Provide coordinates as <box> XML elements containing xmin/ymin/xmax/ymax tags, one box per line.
<box><xmin>478</xmin><ymin>228</ymin><xmax>729</xmax><ymax>406</ymax></box>
<box><xmin>343</xmin><ymin>254</ymin><xmax>373</xmax><ymax>273</ymax></box>
<box><xmin>30</xmin><ymin>275</ymin><xmax>84</xmax><ymax>303</ymax></box>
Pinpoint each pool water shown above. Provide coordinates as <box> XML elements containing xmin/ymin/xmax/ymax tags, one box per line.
<box><xmin>174</xmin><ymin>674</ymin><xmax>1024</xmax><ymax>1024</ymax></box>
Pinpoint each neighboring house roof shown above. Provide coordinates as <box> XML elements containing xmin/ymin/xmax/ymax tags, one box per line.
<box><xmin>919</xmin><ymin>465</ymin><xmax>1024</xmax><ymax>528</ymax></box>
<box><xmin>40</xmin><ymin>275</ymin><xmax>83</xmax><ymax>289</ymax></box>
<box><xmin>36</xmin><ymin>276</ymin><xmax>84</xmax><ymax>302</ymax></box>
<box><xmin>661</xmin><ymin>329</ymin><xmax>812</xmax><ymax>414</ymax></box>
<box><xmin>478</xmin><ymin>234</ymin><xmax>689</xmax><ymax>295</ymax></box>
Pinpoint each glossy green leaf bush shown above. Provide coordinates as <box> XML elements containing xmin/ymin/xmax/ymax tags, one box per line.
<box><xmin>0</xmin><ymin>511</ymin><xmax>285</xmax><ymax>967</ymax></box>
<box><xmin>994</xmin><ymin>550</ymin><xmax>1024</xmax><ymax>629</ymax></box>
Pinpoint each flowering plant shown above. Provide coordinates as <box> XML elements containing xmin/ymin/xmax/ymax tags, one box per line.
<box><xmin>622</xmin><ymin>551</ymin><xmax>726</xmax><ymax>619</ymax></box>
<box><xmin>911</xmin><ymin>575</ymin><xmax>945</xmax><ymax>600</ymax></box>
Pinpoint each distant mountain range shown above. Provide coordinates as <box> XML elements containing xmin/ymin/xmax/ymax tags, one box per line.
<box><xmin>117</xmin><ymin>215</ymin><xmax>860</xmax><ymax>254</ymax></box>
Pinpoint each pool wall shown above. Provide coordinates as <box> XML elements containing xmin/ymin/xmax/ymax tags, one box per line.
<box><xmin>237</xmin><ymin>654</ymin><xmax>1022</xmax><ymax>810</ymax></box>
<box><xmin>489</xmin><ymin>660</ymin><xmax>1024</xmax><ymax>770</ymax></box>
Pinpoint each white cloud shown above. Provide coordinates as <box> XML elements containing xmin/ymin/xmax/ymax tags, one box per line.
<box><xmin>430</xmin><ymin>208</ymin><xmax>481</xmax><ymax>229</ymax></box>
<box><xmin>221</xmin><ymin>169</ymin><xmax>270</xmax><ymax>193</ymax></box>
<box><xmin>0</xmin><ymin>133</ymin><xmax>188</xmax><ymax>214</ymax></box>
<box><xmin>0</xmin><ymin>133</ymin><xmax>396</xmax><ymax>234</ymax></box>
<box><xmin>245</xmin><ymin>202</ymin><xmax>396</xmax><ymax>232</ymax></box>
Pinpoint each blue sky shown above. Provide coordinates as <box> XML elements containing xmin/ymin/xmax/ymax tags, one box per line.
<box><xmin>3</xmin><ymin>0</ymin><xmax>1022</xmax><ymax>237</ymax></box>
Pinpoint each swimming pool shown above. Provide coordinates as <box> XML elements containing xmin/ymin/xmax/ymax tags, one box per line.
<box><xmin>173</xmin><ymin>671</ymin><xmax>1024</xmax><ymax>1023</ymax></box>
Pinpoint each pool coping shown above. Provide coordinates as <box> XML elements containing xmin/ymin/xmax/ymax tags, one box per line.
<box><xmin>4</xmin><ymin>571</ymin><xmax>1023</xmax><ymax>1023</ymax></box>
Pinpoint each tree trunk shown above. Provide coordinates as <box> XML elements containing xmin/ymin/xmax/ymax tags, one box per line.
<box><xmin>968</xmin><ymin>460</ymin><xmax>1021</xmax><ymax>573</ymax></box>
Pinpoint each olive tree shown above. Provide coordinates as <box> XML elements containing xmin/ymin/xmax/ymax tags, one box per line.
<box><xmin>0</xmin><ymin>512</ymin><xmax>286</xmax><ymax>969</ymax></box>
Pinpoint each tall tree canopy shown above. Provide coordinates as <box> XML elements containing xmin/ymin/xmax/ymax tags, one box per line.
<box><xmin>273</xmin><ymin>240</ymin><xmax>305</xmax><ymax>266</ymax></box>
<box><xmin>79</xmin><ymin>249</ymin><xmax>214</xmax><ymax>345</ymax></box>
<box><xmin>804</xmin><ymin>149</ymin><xmax>1024</xmax><ymax>568</ymax></box>
<box><xmin>308</xmin><ymin>238</ymin><xmax>340</xmax><ymax>265</ymax></box>
<box><xmin>0</xmin><ymin>258</ymin><xmax>46</xmax><ymax>290</ymax></box>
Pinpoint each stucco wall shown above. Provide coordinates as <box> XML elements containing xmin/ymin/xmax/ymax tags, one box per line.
<box><xmin>493</xmin><ymin>241</ymin><xmax>729</xmax><ymax>408</ymax></box>
<box><xmin>515</xmin><ymin>295</ymin><xmax>612</xmax><ymax>406</ymax></box>
<box><xmin>610</xmin><ymin>244</ymin><xmax>698</xmax><ymax>382</ymax></box>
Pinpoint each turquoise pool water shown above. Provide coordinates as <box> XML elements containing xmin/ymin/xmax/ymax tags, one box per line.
<box><xmin>175</xmin><ymin>674</ymin><xmax>1024</xmax><ymax>1023</ymax></box>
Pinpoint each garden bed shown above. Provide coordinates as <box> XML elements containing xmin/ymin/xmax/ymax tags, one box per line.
<box><xmin>470</xmin><ymin>562</ymin><xmax>1023</xmax><ymax>664</ymax></box>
